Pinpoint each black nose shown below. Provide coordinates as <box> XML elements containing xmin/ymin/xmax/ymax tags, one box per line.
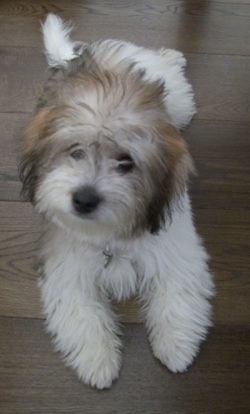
<box><xmin>72</xmin><ymin>187</ymin><xmax>101</xmax><ymax>214</ymax></box>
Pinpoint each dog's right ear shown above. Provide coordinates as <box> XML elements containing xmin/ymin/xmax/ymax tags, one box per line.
<box><xmin>19</xmin><ymin>109</ymin><xmax>52</xmax><ymax>202</ymax></box>
<box><xmin>42</xmin><ymin>14</ymin><xmax>83</xmax><ymax>68</ymax></box>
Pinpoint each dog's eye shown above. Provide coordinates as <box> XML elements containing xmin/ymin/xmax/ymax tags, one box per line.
<box><xmin>70</xmin><ymin>149</ymin><xmax>85</xmax><ymax>160</ymax></box>
<box><xmin>116</xmin><ymin>154</ymin><xmax>134</xmax><ymax>173</ymax></box>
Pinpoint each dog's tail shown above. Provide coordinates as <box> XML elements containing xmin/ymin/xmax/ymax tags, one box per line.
<box><xmin>41</xmin><ymin>14</ymin><xmax>84</xmax><ymax>68</ymax></box>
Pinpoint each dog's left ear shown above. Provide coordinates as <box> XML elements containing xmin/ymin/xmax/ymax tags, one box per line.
<box><xmin>162</xmin><ymin>124</ymin><xmax>195</xmax><ymax>197</ymax></box>
<box><xmin>147</xmin><ymin>124</ymin><xmax>195</xmax><ymax>234</ymax></box>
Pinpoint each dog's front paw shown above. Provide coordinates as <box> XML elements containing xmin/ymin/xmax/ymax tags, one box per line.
<box><xmin>151</xmin><ymin>336</ymin><xmax>198</xmax><ymax>373</ymax></box>
<box><xmin>149</xmin><ymin>316</ymin><xmax>210</xmax><ymax>373</ymax></box>
<box><xmin>65</xmin><ymin>339</ymin><xmax>122</xmax><ymax>389</ymax></box>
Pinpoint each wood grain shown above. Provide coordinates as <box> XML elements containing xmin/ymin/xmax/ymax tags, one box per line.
<box><xmin>0</xmin><ymin>0</ymin><xmax>250</xmax><ymax>55</ymax></box>
<box><xmin>0</xmin><ymin>318</ymin><xmax>249</xmax><ymax>414</ymax></box>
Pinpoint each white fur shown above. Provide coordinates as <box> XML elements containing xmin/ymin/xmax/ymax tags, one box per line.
<box><xmin>42</xmin><ymin>14</ymin><xmax>196</xmax><ymax>129</ymax></box>
<box><xmin>39</xmin><ymin>194</ymin><xmax>214</xmax><ymax>388</ymax></box>
<box><xmin>90</xmin><ymin>41</ymin><xmax>196</xmax><ymax>129</ymax></box>
<box><xmin>41</xmin><ymin>14</ymin><xmax>85</xmax><ymax>67</ymax></box>
<box><xmin>34</xmin><ymin>15</ymin><xmax>214</xmax><ymax>389</ymax></box>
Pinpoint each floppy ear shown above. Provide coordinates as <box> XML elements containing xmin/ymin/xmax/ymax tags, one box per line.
<box><xmin>146</xmin><ymin>124</ymin><xmax>195</xmax><ymax>234</ymax></box>
<box><xmin>162</xmin><ymin>124</ymin><xmax>195</xmax><ymax>197</ymax></box>
<box><xmin>19</xmin><ymin>108</ymin><xmax>53</xmax><ymax>202</ymax></box>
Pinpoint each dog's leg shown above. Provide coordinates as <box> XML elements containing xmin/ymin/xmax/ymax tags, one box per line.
<box><xmin>140</xmin><ymin>198</ymin><xmax>214</xmax><ymax>372</ymax></box>
<box><xmin>38</xmin><ymin>233</ymin><xmax>122</xmax><ymax>389</ymax></box>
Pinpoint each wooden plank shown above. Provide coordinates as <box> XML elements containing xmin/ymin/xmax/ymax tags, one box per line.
<box><xmin>0</xmin><ymin>48</ymin><xmax>47</xmax><ymax>113</ymax></box>
<box><xmin>0</xmin><ymin>202</ymin><xmax>249</xmax><ymax>325</ymax></box>
<box><xmin>0</xmin><ymin>113</ymin><xmax>28</xmax><ymax>201</ymax></box>
<box><xmin>194</xmin><ymin>158</ymin><xmax>250</xmax><ymax>193</ymax></box>
<box><xmin>185</xmin><ymin>120</ymin><xmax>250</xmax><ymax>161</ymax></box>
<box><xmin>0</xmin><ymin>318</ymin><xmax>249</xmax><ymax>414</ymax></box>
<box><xmin>187</xmin><ymin>54</ymin><xmax>250</xmax><ymax>122</ymax></box>
<box><xmin>0</xmin><ymin>1</ymin><xmax>250</xmax><ymax>55</ymax></box>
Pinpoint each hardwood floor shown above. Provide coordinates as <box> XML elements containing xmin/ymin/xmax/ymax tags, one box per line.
<box><xmin>0</xmin><ymin>1</ymin><xmax>249</xmax><ymax>413</ymax></box>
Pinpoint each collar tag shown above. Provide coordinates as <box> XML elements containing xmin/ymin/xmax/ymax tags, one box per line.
<box><xmin>103</xmin><ymin>246</ymin><xmax>113</xmax><ymax>268</ymax></box>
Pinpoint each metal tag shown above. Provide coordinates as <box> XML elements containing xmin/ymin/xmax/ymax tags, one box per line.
<box><xmin>103</xmin><ymin>246</ymin><xmax>113</xmax><ymax>268</ymax></box>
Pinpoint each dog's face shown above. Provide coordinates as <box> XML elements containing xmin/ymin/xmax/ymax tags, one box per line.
<box><xmin>20</xmin><ymin>63</ymin><xmax>194</xmax><ymax>240</ymax></box>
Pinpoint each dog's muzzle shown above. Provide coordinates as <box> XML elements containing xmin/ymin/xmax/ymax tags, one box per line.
<box><xmin>72</xmin><ymin>186</ymin><xmax>102</xmax><ymax>215</ymax></box>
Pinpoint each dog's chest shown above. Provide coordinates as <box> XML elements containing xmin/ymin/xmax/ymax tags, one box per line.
<box><xmin>96</xmin><ymin>244</ymin><xmax>139</xmax><ymax>301</ymax></box>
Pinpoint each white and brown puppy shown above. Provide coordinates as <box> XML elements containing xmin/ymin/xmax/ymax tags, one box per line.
<box><xmin>19</xmin><ymin>14</ymin><xmax>214</xmax><ymax>389</ymax></box>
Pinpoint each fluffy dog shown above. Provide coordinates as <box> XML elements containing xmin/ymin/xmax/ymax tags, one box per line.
<box><xmin>19</xmin><ymin>14</ymin><xmax>214</xmax><ymax>389</ymax></box>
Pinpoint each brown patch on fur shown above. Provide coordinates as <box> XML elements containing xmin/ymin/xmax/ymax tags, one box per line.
<box><xmin>75</xmin><ymin>65</ymin><xmax>165</xmax><ymax>119</ymax></box>
<box><xmin>145</xmin><ymin>122</ymin><xmax>195</xmax><ymax>234</ymax></box>
<box><xmin>19</xmin><ymin>107</ymin><xmax>65</xmax><ymax>202</ymax></box>
<box><xmin>20</xmin><ymin>108</ymin><xmax>53</xmax><ymax>154</ymax></box>
<box><xmin>159</xmin><ymin>123</ymin><xmax>195</xmax><ymax>195</ymax></box>
<box><xmin>36</xmin><ymin>48</ymin><xmax>167</xmax><ymax>133</ymax></box>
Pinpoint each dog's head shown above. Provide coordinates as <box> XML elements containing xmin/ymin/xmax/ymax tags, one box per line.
<box><xmin>19</xmin><ymin>59</ymin><xmax>194</xmax><ymax>240</ymax></box>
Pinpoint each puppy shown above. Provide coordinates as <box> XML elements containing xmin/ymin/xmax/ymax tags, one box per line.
<box><xmin>19</xmin><ymin>14</ymin><xmax>214</xmax><ymax>389</ymax></box>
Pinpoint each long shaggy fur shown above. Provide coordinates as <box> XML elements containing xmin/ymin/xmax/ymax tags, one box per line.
<box><xmin>19</xmin><ymin>14</ymin><xmax>214</xmax><ymax>389</ymax></box>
